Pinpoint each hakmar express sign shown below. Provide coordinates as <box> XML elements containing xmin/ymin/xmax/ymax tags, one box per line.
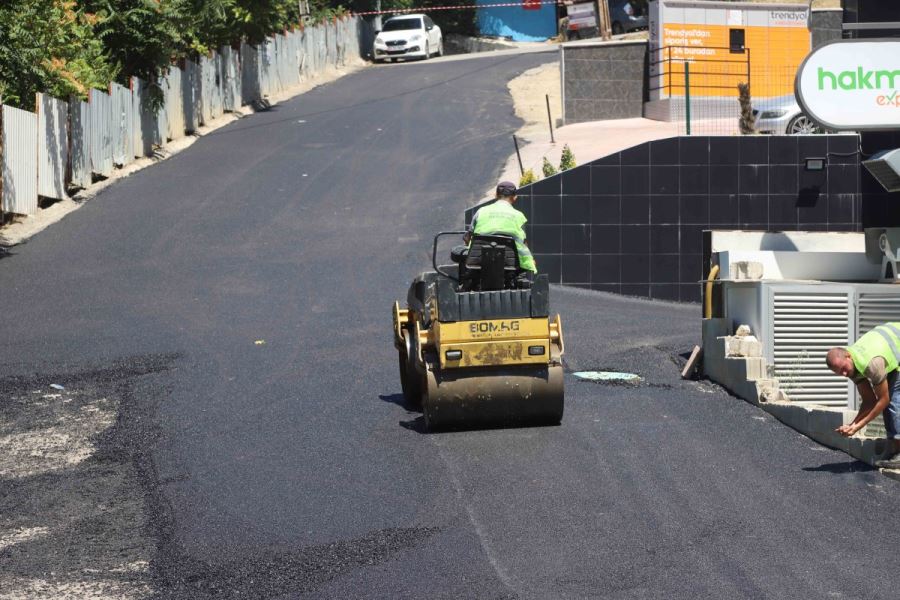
<box><xmin>796</xmin><ymin>40</ymin><xmax>900</xmax><ymax>131</ymax></box>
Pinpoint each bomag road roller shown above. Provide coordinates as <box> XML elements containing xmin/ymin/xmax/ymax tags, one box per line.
<box><xmin>392</xmin><ymin>231</ymin><xmax>564</xmax><ymax>431</ymax></box>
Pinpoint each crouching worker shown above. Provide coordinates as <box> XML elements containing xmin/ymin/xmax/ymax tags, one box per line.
<box><xmin>465</xmin><ymin>181</ymin><xmax>538</xmax><ymax>277</ymax></box>
<box><xmin>826</xmin><ymin>322</ymin><xmax>900</xmax><ymax>468</ymax></box>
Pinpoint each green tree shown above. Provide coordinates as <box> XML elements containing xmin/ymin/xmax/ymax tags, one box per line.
<box><xmin>78</xmin><ymin>0</ymin><xmax>180</xmax><ymax>86</ymax></box>
<box><xmin>0</xmin><ymin>0</ymin><xmax>115</xmax><ymax>109</ymax></box>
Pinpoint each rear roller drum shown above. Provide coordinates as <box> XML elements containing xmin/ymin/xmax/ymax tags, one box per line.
<box><xmin>422</xmin><ymin>363</ymin><xmax>564</xmax><ymax>431</ymax></box>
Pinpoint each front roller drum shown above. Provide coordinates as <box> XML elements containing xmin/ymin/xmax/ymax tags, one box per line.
<box><xmin>423</xmin><ymin>364</ymin><xmax>564</xmax><ymax>431</ymax></box>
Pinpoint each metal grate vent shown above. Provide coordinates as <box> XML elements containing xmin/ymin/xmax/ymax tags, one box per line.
<box><xmin>858</xmin><ymin>293</ymin><xmax>900</xmax><ymax>335</ymax></box>
<box><xmin>862</xmin><ymin>149</ymin><xmax>900</xmax><ymax>193</ymax></box>
<box><xmin>772</xmin><ymin>292</ymin><xmax>851</xmax><ymax>406</ymax></box>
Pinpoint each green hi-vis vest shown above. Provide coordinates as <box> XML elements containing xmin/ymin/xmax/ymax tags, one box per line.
<box><xmin>847</xmin><ymin>323</ymin><xmax>900</xmax><ymax>377</ymax></box>
<box><xmin>471</xmin><ymin>200</ymin><xmax>537</xmax><ymax>273</ymax></box>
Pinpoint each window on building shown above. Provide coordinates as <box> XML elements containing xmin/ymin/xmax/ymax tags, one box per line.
<box><xmin>730</xmin><ymin>28</ymin><xmax>746</xmax><ymax>53</ymax></box>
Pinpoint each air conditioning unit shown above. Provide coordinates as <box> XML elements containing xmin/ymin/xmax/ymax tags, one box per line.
<box><xmin>863</xmin><ymin>148</ymin><xmax>900</xmax><ymax>193</ymax></box>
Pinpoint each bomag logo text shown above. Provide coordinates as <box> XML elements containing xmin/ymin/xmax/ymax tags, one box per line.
<box><xmin>818</xmin><ymin>66</ymin><xmax>900</xmax><ymax>91</ymax></box>
<box><xmin>470</xmin><ymin>321</ymin><xmax>521</xmax><ymax>334</ymax></box>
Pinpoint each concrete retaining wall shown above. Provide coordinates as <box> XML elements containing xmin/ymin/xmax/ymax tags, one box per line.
<box><xmin>810</xmin><ymin>9</ymin><xmax>844</xmax><ymax>49</ymax></box>
<box><xmin>561</xmin><ymin>40</ymin><xmax>647</xmax><ymax>125</ymax></box>
<box><xmin>561</xmin><ymin>14</ymin><xmax>847</xmax><ymax>125</ymax></box>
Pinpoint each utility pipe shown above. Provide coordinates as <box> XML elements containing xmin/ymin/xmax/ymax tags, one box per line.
<box><xmin>704</xmin><ymin>264</ymin><xmax>720</xmax><ymax>319</ymax></box>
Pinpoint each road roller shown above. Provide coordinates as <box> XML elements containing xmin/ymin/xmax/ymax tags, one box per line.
<box><xmin>392</xmin><ymin>231</ymin><xmax>565</xmax><ymax>431</ymax></box>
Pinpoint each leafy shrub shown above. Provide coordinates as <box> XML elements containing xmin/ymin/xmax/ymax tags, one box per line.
<box><xmin>519</xmin><ymin>168</ymin><xmax>537</xmax><ymax>187</ymax></box>
<box><xmin>559</xmin><ymin>144</ymin><xmax>576</xmax><ymax>171</ymax></box>
<box><xmin>542</xmin><ymin>156</ymin><xmax>557</xmax><ymax>178</ymax></box>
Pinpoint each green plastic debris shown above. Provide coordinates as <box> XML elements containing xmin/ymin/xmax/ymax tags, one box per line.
<box><xmin>573</xmin><ymin>371</ymin><xmax>641</xmax><ymax>382</ymax></box>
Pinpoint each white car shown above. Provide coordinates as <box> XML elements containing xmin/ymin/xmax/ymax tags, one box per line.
<box><xmin>753</xmin><ymin>96</ymin><xmax>824</xmax><ymax>135</ymax></box>
<box><xmin>373</xmin><ymin>14</ymin><xmax>443</xmax><ymax>63</ymax></box>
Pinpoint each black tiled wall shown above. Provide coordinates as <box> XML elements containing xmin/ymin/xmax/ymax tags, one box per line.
<box><xmin>468</xmin><ymin>135</ymin><xmax>873</xmax><ymax>304</ymax></box>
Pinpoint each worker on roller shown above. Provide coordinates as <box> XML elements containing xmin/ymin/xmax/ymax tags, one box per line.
<box><xmin>826</xmin><ymin>322</ymin><xmax>900</xmax><ymax>468</ymax></box>
<box><xmin>465</xmin><ymin>181</ymin><xmax>537</xmax><ymax>275</ymax></box>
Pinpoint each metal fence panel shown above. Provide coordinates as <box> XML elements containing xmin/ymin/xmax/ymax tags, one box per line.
<box><xmin>316</xmin><ymin>25</ymin><xmax>328</xmax><ymax>72</ymax></box>
<box><xmin>222</xmin><ymin>46</ymin><xmax>241</xmax><ymax>111</ymax></box>
<box><xmin>110</xmin><ymin>82</ymin><xmax>134</xmax><ymax>166</ymax></box>
<box><xmin>199</xmin><ymin>55</ymin><xmax>212</xmax><ymax>124</ymax></box>
<box><xmin>240</xmin><ymin>42</ymin><xmax>260</xmax><ymax>105</ymax></box>
<box><xmin>1</xmin><ymin>105</ymin><xmax>39</xmax><ymax>215</ymax></box>
<box><xmin>133</xmin><ymin>77</ymin><xmax>165</xmax><ymax>157</ymax></box>
<box><xmin>212</xmin><ymin>52</ymin><xmax>225</xmax><ymax>117</ymax></box>
<box><xmin>69</xmin><ymin>98</ymin><xmax>91</xmax><ymax>189</ymax></box>
<box><xmin>326</xmin><ymin>21</ymin><xmax>338</xmax><ymax>68</ymax></box>
<box><xmin>336</xmin><ymin>18</ymin><xmax>347</xmax><ymax>66</ymax></box>
<box><xmin>278</xmin><ymin>33</ymin><xmax>291</xmax><ymax>90</ymax></box>
<box><xmin>37</xmin><ymin>93</ymin><xmax>68</xmax><ymax>201</ymax></box>
<box><xmin>164</xmin><ymin>67</ymin><xmax>185</xmax><ymax>140</ymax></box>
<box><xmin>182</xmin><ymin>60</ymin><xmax>201</xmax><ymax>132</ymax></box>
<box><xmin>259</xmin><ymin>40</ymin><xmax>273</xmax><ymax>97</ymax></box>
<box><xmin>89</xmin><ymin>88</ymin><xmax>114</xmax><ymax>177</ymax></box>
<box><xmin>200</xmin><ymin>54</ymin><xmax>224</xmax><ymax>124</ymax></box>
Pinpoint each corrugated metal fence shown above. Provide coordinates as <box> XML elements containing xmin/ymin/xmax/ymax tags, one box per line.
<box><xmin>1</xmin><ymin>106</ymin><xmax>39</xmax><ymax>215</ymax></box>
<box><xmin>0</xmin><ymin>16</ymin><xmax>367</xmax><ymax>217</ymax></box>
<box><xmin>37</xmin><ymin>94</ymin><xmax>68</xmax><ymax>201</ymax></box>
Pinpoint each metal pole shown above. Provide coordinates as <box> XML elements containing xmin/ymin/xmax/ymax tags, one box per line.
<box><xmin>746</xmin><ymin>47</ymin><xmax>751</xmax><ymax>94</ymax></box>
<box><xmin>684</xmin><ymin>61</ymin><xmax>691</xmax><ymax>136</ymax></box>
<box><xmin>545</xmin><ymin>94</ymin><xmax>555</xmax><ymax>144</ymax></box>
<box><xmin>513</xmin><ymin>134</ymin><xmax>524</xmax><ymax>176</ymax></box>
<box><xmin>667</xmin><ymin>46</ymin><xmax>672</xmax><ymax>98</ymax></box>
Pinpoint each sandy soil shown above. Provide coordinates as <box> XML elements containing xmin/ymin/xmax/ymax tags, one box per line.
<box><xmin>507</xmin><ymin>62</ymin><xmax>562</xmax><ymax>143</ymax></box>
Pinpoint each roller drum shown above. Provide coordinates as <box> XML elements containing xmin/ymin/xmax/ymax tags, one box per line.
<box><xmin>423</xmin><ymin>363</ymin><xmax>564</xmax><ymax>431</ymax></box>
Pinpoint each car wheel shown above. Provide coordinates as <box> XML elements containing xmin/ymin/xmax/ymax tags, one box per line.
<box><xmin>612</xmin><ymin>22</ymin><xmax>624</xmax><ymax>35</ymax></box>
<box><xmin>787</xmin><ymin>114</ymin><xmax>822</xmax><ymax>135</ymax></box>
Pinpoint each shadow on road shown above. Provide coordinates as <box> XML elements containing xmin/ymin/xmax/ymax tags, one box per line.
<box><xmin>378</xmin><ymin>393</ymin><xmax>428</xmax><ymax>432</ymax></box>
<box><xmin>399</xmin><ymin>416</ymin><xmax>428</xmax><ymax>433</ymax></box>
<box><xmin>802</xmin><ymin>461</ymin><xmax>876</xmax><ymax>474</ymax></box>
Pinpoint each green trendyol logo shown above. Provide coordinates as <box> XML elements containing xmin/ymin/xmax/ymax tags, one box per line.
<box><xmin>818</xmin><ymin>66</ymin><xmax>900</xmax><ymax>91</ymax></box>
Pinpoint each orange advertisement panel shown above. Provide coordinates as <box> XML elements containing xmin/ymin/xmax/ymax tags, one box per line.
<box><xmin>658</xmin><ymin>23</ymin><xmax>809</xmax><ymax>98</ymax></box>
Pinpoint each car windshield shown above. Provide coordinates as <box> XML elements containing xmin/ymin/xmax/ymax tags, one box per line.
<box><xmin>383</xmin><ymin>18</ymin><xmax>422</xmax><ymax>31</ymax></box>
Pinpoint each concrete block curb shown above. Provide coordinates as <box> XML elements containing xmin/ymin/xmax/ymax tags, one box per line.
<box><xmin>701</xmin><ymin>317</ymin><xmax>896</xmax><ymax>472</ymax></box>
<box><xmin>760</xmin><ymin>402</ymin><xmax>885</xmax><ymax>464</ymax></box>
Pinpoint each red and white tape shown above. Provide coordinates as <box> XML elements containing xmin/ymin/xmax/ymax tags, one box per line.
<box><xmin>352</xmin><ymin>1</ymin><xmax>563</xmax><ymax>17</ymax></box>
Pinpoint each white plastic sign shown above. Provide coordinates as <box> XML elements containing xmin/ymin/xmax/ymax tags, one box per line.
<box><xmin>795</xmin><ymin>40</ymin><xmax>900</xmax><ymax>131</ymax></box>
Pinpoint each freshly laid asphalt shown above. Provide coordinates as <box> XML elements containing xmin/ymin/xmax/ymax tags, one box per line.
<box><xmin>3</xmin><ymin>52</ymin><xmax>900</xmax><ymax>599</ymax></box>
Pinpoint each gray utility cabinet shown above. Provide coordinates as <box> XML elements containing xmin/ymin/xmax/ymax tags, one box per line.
<box><xmin>722</xmin><ymin>281</ymin><xmax>900</xmax><ymax>409</ymax></box>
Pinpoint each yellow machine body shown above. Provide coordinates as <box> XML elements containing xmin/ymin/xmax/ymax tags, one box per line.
<box><xmin>393</xmin><ymin>300</ymin><xmax>565</xmax><ymax>431</ymax></box>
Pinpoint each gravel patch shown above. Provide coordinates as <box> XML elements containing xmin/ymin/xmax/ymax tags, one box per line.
<box><xmin>0</xmin><ymin>356</ymin><xmax>176</xmax><ymax>599</ymax></box>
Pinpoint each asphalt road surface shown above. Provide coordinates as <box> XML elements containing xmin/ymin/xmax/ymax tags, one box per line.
<box><xmin>3</xmin><ymin>52</ymin><xmax>900</xmax><ymax>599</ymax></box>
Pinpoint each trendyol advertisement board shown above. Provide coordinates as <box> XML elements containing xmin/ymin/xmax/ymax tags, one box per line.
<box><xmin>795</xmin><ymin>40</ymin><xmax>900</xmax><ymax>131</ymax></box>
<box><xmin>648</xmin><ymin>1</ymin><xmax>809</xmax><ymax>99</ymax></box>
